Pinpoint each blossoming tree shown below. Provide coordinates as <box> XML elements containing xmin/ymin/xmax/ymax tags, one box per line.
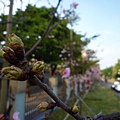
<box><xmin>0</xmin><ymin>0</ymin><xmax>120</xmax><ymax>120</ymax></box>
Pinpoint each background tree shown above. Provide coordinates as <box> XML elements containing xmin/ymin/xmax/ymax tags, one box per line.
<box><xmin>112</xmin><ymin>59</ymin><xmax>120</xmax><ymax>78</ymax></box>
<box><xmin>101</xmin><ymin>66</ymin><xmax>113</xmax><ymax>78</ymax></box>
<box><xmin>0</xmin><ymin>4</ymin><xmax>99</xmax><ymax>68</ymax></box>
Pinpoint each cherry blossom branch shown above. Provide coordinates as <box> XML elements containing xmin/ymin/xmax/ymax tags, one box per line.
<box><xmin>33</xmin><ymin>75</ymin><xmax>84</xmax><ymax>120</ymax></box>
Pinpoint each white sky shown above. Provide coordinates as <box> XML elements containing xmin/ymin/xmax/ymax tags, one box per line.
<box><xmin>0</xmin><ymin>0</ymin><xmax>120</xmax><ymax>70</ymax></box>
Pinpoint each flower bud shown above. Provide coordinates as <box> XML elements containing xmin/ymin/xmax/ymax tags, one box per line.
<box><xmin>71</xmin><ymin>105</ymin><xmax>79</xmax><ymax>114</ymax></box>
<box><xmin>37</xmin><ymin>102</ymin><xmax>49</xmax><ymax>112</ymax></box>
<box><xmin>30</xmin><ymin>61</ymin><xmax>44</xmax><ymax>75</ymax></box>
<box><xmin>1</xmin><ymin>66</ymin><xmax>23</xmax><ymax>80</ymax></box>
<box><xmin>8</xmin><ymin>33</ymin><xmax>25</xmax><ymax>61</ymax></box>
<box><xmin>0</xmin><ymin>46</ymin><xmax>20</xmax><ymax>65</ymax></box>
<box><xmin>8</xmin><ymin>33</ymin><xmax>24</xmax><ymax>49</ymax></box>
<box><xmin>0</xmin><ymin>113</ymin><xmax>5</xmax><ymax>120</ymax></box>
<box><xmin>37</xmin><ymin>102</ymin><xmax>56</xmax><ymax>112</ymax></box>
<box><xmin>1</xmin><ymin>66</ymin><xmax>12</xmax><ymax>74</ymax></box>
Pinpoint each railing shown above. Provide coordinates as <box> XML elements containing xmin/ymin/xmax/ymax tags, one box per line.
<box><xmin>25</xmin><ymin>73</ymin><xmax>67</xmax><ymax>120</ymax></box>
<box><xmin>0</xmin><ymin>70</ymin><xmax>95</xmax><ymax>120</ymax></box>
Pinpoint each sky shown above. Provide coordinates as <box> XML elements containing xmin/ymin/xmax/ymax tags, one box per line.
<box><xmin>0</xmin><ymin>0</ymin><xmax>120</xmax><ymax>69</ymax></box>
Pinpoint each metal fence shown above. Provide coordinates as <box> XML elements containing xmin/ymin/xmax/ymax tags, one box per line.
<box><xmin>0</xmin><ymin>70</ymin><xmax>94</xmax><ymax>120</ymax></box>
<box><xmin>25</xmin><ymin>72</ymin><xmax>67</xmax><ymax>120</ymax></box>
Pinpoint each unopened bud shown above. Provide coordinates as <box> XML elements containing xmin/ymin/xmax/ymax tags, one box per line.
<box><xmin>8</xmin><ymin>33</ymin><xmax>24</xmax><ymax>49</ymax></box>
<box><xmin>1</xmin><ymin>66</ymin><xmax>23</xmax><ymax>80</ymax></box>
<box><xmin>71</xmin><ymin>105</ymin><xmax>79</xmax><ymax>114</ymax></box>
<box><xmin>0</xmin><ymin>46</ymin><xmax>20</xmax><ymax>65</ymax></box>
<box><xmin>30</xmin><ymin>61</ymin><xmax>44</xmax><ymax>75</ymax></box>
<box><xmin>8</xmin><ymin>34</ymin><xmax>25</xmax><ymax>61</ymax></box>
<box><xmin>37</xmin><ymin>102</ymin><xmax>49</xmax><ymax>112</ymax></box>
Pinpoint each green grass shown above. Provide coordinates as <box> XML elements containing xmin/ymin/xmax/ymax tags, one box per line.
<box><xmin>49</xmin><ymin>84</ymin><xmax>120</xmax><ymax>120</ymax></box>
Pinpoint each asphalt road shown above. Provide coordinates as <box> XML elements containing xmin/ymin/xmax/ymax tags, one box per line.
<box><xmin>100</xmin><ymin>81</ymin><xmax>120</xmax><ymax>99</ymax></box>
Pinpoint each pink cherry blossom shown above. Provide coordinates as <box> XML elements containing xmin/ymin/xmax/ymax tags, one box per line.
<box><xmin>62</xmin><ymin>67</ymin><xmax>70</xmax><ymax>79</ymax></box>
<box><xmin>89</xmin><ymin>66</ymin><xmax>101</xmax><ymax>81</ymax></box>
<box><xmin>13</xmin><ymin>111</ymin><xmax>20</xmax><ymax>120</ymax></box>
<box><xmin>63</xmin><ymin>9</ymin><xmax>66</xmax><ymax>14</ymax></box>
<box><xmin>86</xmin><ymin>70</ymin><xmax>92</xmax><ymax>77</ymax></box>
<box><xmin>61</xmin><ymin>49</ymin><xmax>67</xmax><ymax>54</ymax></box>
<box><xmin>59</xmin><ymin>54</ymin><xmax>62</xmax><ymax>57</ymax></box>
<box><xmin>71</xmin><ymin>2</ymin><xmax>78</xmax><ymax>9</ymax></box>
<box><xmin>68</xmin><ymin>53</ymin><xmax>71</xmax><ymax>57</ymax></box>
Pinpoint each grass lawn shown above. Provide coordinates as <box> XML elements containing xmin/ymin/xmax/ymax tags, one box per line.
<box><xmin>49</xmin><ymin>83</ymin><xmax>120</xmax><ymax>120</ymax></box>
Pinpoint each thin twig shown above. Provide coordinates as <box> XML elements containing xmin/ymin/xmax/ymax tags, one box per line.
<box><xmin>33</xmin><ymin>75</ymin><xmax>84</xmax><ymax>120</ymax></box>
<box><xmin>64</xmin><ymin>87</ymin><xmax>92</xmax><ymax>120</ymax></box>
<box><xmin>25</xmin><ymin>0</ymin><xmax>62</xmax><ymax>57</ymax></box>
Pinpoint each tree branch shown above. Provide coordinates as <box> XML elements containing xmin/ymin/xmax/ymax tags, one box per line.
<box><xmin>33</xmin><ymin>75</ymin><xmax>84</xmax><ymax>120</ymax></box>
<box><xmin>25</xmin><ymin>0</ymin><xmax>62</xmax><ymax>57</ymax></box>
<box><xmin>96</xmin><ymin>112</ymin><xmax>120</xmax><ymax>120</ymax></box>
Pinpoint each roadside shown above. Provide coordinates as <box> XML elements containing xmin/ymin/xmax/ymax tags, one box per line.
<box><xmin>100</xmin><ymin>79</ymin><xmax>120</xmax><ymax>99</ymax></box>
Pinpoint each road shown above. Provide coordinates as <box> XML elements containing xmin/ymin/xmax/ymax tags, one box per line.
<box><xmin>100</xmin><ymin>81</ymin><xmax>120</xmax><ymax>99</ymax></box>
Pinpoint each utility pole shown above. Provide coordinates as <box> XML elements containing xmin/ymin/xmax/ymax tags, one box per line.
<box><xmin>6</xmin><ymin>0</ymin><xmax>13</xmax><ymax>39</ymax></box>
<box><xmin>0</xmin><ymin>0</ymin><xmax>13</xmax><ymax>113</ymax></box>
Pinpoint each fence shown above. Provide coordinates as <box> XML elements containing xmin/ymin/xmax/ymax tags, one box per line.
<box><xmin>0</xmin><ymin>70</ymin><xmax>95</xmax><ymax>120</ymax></box>
<box><xmin>24</xmin><ymin>73</ymin><xmax>93</xmax><ymax>120</ymax></box>
<box><xmin>25</xmin><ymin>71</ymin><xmax>67</xmax><ymax>120</ymax></box>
